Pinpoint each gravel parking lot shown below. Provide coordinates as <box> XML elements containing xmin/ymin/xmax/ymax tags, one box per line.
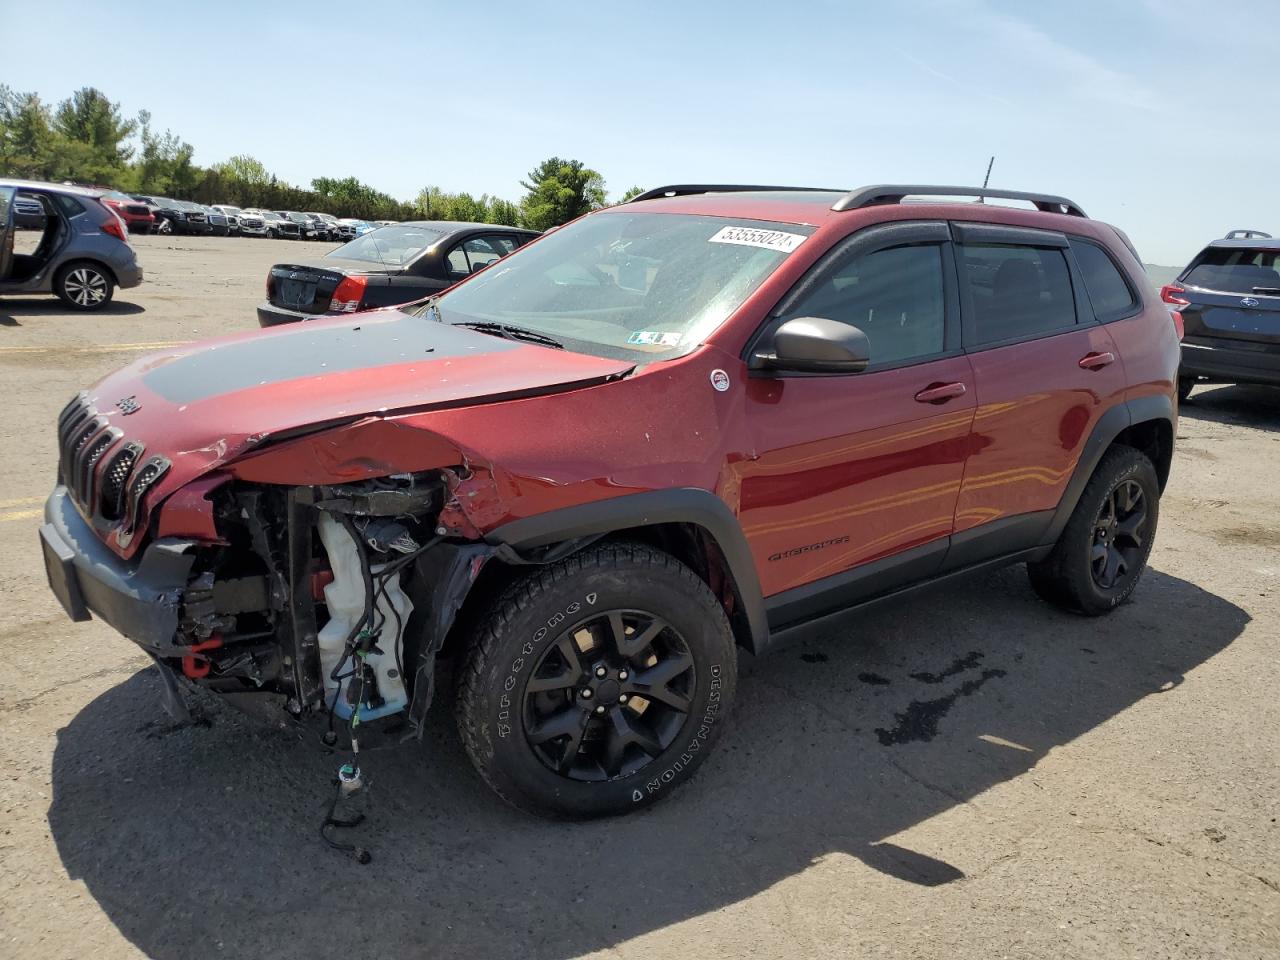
<box><xmin>0</xmin><ymin>235</ymin><xmax>1277</xmax><ymax>960</ymax></box>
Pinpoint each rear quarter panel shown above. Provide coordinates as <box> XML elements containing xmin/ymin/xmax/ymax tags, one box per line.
<box><xmin>1093</xmin><ymin>224</ymin><xmax>1181</xmax><ymax>408</ymax></box>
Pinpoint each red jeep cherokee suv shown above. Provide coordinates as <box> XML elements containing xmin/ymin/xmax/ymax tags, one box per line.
<box><xmin>40</xmin><ymin>184</ymin><xmax>1179</xmax><ymax>818</ymax></box>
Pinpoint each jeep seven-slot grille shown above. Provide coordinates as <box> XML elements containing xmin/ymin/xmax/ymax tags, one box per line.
<box><xmin>100</xmin><ymin>442</ymin><xmax>142</xmax><ymax>519</ymax></box>
<box><xmin>55</xmin><ymin>394</ymin><xmax>171</xmax><ymax>546</ymax></box>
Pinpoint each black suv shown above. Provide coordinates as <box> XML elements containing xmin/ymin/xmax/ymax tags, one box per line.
<box><xmin>1163</xmin><ymin>229</ymin><xmax>1280</xmax><ymax>399</ymax></box>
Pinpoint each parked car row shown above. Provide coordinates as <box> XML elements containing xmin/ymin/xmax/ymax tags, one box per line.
<box><xmin>13</xmin><ymin>187</ymin><xmax>382</xmax><ymax>242</ymax></box>
<box><xmin>128</xmin><ymin>197</ymin><xmax>379</xmax><ymax>240</ymax></box>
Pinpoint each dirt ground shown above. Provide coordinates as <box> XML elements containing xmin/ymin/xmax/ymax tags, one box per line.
<box><xmin>0</xmin><ymin>235</ymin><xmax>1276</xmax><ymax>960</ymax></box>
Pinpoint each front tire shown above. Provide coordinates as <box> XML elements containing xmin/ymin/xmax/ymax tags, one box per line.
<box><xmin>457</xmin><ymin>542</ymin><xmax>737</xmax><ymax>819</ymax></box>
<box><xmin>54</xmin><ymin>262</ymin><xmax>115</xmax><ymax>310</ymax></box>
<box><xmin>1027</xmin><ymin>445</ymin><xmax>1159</xmax><ymax>615</ymax></box>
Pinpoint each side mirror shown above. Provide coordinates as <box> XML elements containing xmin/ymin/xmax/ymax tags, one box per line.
<box><xmin>756</xmin><ymin>317</ymin><xmax>870</xmax><ymax>374</ymax></box>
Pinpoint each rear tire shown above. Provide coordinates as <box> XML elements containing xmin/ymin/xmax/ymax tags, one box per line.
<box><xmin>1027</xmin><ymin>445</ymin><xmax>1159</xmax><ymax>615</ymax></box>
<box><xmin>456</xmin><ymin>542</ymin><xmax>737</xmax><ymax>819</ymax></box>
<box><xmin>1177</xmin><ymin>376</ymin><xmax>1196</xmax><ymax>403</ymax></box>
<box><xmin>54</xmin><ymin>262</ymin><xmax>114</xmax><ymax>311</ymax></box>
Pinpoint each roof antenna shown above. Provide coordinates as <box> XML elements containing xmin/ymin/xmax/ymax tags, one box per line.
<box><xmin>979</xmin><ymin>156</ymin><xmax>995</xmax><ymax>203</ymax></box>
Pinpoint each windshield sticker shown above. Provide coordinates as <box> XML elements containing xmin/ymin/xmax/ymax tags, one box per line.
<box><xmin>708</xmin><ymin>225</ymin><xmax>807</xmax><ymax>253</ymax></box>
<box><xmin>627</xmin><ymin>330</ymin><xmax>683</xmax><ymax>347</ymax></box>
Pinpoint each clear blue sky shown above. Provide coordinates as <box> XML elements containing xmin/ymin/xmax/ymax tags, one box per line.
<box><xmin>6</xmin><ymin>0</ymin><xmax>1276</xmax><ymax>264</ymax></box>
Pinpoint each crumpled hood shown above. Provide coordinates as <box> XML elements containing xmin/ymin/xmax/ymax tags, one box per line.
<box><xmin>77</xmin><ymin>310</ymin><xmax>632</xmax><ymax>553</ymax></box>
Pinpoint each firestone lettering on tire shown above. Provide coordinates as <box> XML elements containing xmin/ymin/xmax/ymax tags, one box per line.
<box><xmin>496</xmin><ymin>592</ymin><xmax>598</xmax><ymax>739</ymax></box>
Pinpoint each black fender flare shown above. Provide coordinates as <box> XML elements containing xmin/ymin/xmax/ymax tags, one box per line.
<box><xmin>1042</xmin><ymin>393</ymin><xmax>1175</xmax><ymax>547</ymax></box>
<box><xmin>486</xmin><ymin>488</ymin><xmax>769</xmax><ymax>654</ymax></box>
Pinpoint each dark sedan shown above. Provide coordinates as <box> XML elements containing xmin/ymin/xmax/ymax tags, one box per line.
<box><xmin>256</xmin><ymin>221</ymin><xmax>539</xmax><ymax>326</ymax></box>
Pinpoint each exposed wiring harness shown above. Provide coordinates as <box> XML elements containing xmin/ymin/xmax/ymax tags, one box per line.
<box><xmin>317</xmin><ymin>515</ymin><xmax>442</xmax><ymax>864</ymax></box>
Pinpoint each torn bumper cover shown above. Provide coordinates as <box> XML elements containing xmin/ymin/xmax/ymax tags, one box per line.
<box><xmin>39</xmin><ymin>477</ymin><xmax>506</xmax><ymax>737</ymax></box>
<box><xmin>40</xmin><ymin>485</ymin><xmax>197</xmax><ymax>653</ymax></box>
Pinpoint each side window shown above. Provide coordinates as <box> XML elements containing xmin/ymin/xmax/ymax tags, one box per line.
<box><xmin>447</xmin><ymin>237</ymin><xmax>509</xmax><ymax>279</ymax></box>
<box><xmin>55</xmin><ymin>195</ymin><xmax>86</xmax><ymax>218</ymax></box>
<box><xmin>464</xmin><ymin>236</ymin><xmax>505</xmax><ymax>269</ymax></box>
<box><xmin>1070</xmin><ymin>239</ymin><xmax>1137</xmax><ymax>320</ymax></box>
<box><xmin>445</xmin><ymin>245</ymin><xmax>471</xmax><ymax>279</ymax></box>
<box><xmin>960</xmin><ymin>243</ymin><xmax>1075</xmax><ymax>346</ymax></box>
<box><xmin>784</xmin><ymin>244</ymin><xmax>947</xmax><ymax>366</ymax></box>
<box><xmin>487</xmin><ymin>235</ymin><xmax>517</xmax><ymax>255</ymax></box>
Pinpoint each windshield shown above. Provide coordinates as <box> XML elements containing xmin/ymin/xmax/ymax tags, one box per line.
<box><xmin>331</xmin><ymin>225</ymin><xmax>444</xmax><ymax>266</ymax></box>
<box><xmin>426</xmin><ymin>212</ymin><xmax>815</xmax><ymax>361</ymax></box>
<box><xmin>220</xmin><ymin>205</ymin><xmax>242</xmax><ymax>216</ymax></box>
<box><xmin>102</xmin><ymin>190</ymin><xmax>133</xmax><ymax>201</ymax></box>
<box><xmin>1183</xmin><ymin>246</ymin><xmax>1280</xmax><ymax>294</ymax></box>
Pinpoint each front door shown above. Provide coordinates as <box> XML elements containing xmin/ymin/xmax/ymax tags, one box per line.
<box><xmin>737</xmin><ymin>222</ymin><xmax>977</xmax><ymax>628</ymax></box>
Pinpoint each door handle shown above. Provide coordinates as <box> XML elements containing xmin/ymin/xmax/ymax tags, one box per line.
<box><xmin>914</xmin><ymin>381</ymin><xmax>967</xmax><ymax>404</ymax></box>
<box><xmin>1078</xmin><ymin>351</ymin><xmax>1116</xmax><ymax>370</ymax></box>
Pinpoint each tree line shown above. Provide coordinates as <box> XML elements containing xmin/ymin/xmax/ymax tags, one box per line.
<box><xmin>0</xmin><ymin>86</ymin><xmax>643</xmax><ymax>230</ymax></box>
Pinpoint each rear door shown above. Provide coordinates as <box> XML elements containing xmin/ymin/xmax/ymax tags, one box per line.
<box><xmin>1178</xmin><ymin>244</ymin><xmax>1280</xmax><ymax>350</ymax></box>
<box><xmin>947</xmin><ymin>223</ymin><xmax>1127</xmax><ymax>566</ymax></box>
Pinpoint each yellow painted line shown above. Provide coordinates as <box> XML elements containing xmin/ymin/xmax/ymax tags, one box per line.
<box><xmin>0</xmin><ymin>340</ymin><xmax>186</xmax><ymax>356</ymax></box>
<box><xmin>0</xmin><ymin>496</ymin><xmax>42</xmax><ymax>508</ymax></box>
<box><xmin>0</xmin><ymin>509</ymin><xmax>42</xmax><ymax>523</ymax></box>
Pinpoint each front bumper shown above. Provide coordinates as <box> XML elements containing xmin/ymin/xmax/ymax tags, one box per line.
<box><xmin>40</xmin><ymin>486</ymin><xmax>197</xmax><ymax>654</ymax></box>
<box><xmin>1181</xmin><ymin>338</ymin><xmax>1280</xmax><ymax>387</ymax></box>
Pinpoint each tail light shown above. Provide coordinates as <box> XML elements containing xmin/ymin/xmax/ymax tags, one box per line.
<box><xmin>1160</xmin><ymin>284</ymin><xmax>1189</xmax><ymax>306</ymax></box>
<box><xmin>329</xmin><ymin>275</ymin><xmax>368</xmax><ymax>313</ymax></box>
<box><xmin>101</xmin><ymin>209</ymin><xmax>129</xmax><ymax>244</ymax></box>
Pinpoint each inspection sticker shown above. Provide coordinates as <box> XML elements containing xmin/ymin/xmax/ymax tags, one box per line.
<box><xmin>627</xmin><ymin>330</ymin><xmax>683</xmax><ymax>347</ymax></box>
<box><xmin>708</xmin><ymin>225</ymin><xmax>807</xmax><ymax>253</ymax></box>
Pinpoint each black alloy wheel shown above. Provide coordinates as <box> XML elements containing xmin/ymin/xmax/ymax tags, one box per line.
<box><xmin>1026</xmin><ymin>444</ymin><xmax>1160</xmax><ymax>615</ymax></box>
<box><xmin>456</xmin><ymin>541</ymin><xmax>737</xmax><ymax>818</ymax></box>
<box><xmin>523</xmin><ymin>609</ymin><xmax>694</xmax><ymax>782</ymax></box>
<box><xmin>1090</xmin><ymin>478</ymin><xmax>1149</xmax><ymax>589</ymax></box>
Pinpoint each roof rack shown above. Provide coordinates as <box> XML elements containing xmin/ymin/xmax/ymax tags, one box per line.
<box><xmin>625</xmin><ymin>184</ymin><xmax>839</xmax><ymax>204</ymax></box>
<box><xmin>625</xmin><ymin>182</ymin><xmax>1088</xmax><ymax>218</ymax></box>
<box><xmin>1224</xmin><ymin>229</ymin><xmax>1272</xmax><ymax>240</ymax></box>
<box><xmin>832</xmin><ymin>184</ymin><xmax>1087</xmax><ymax>217</ymax></box>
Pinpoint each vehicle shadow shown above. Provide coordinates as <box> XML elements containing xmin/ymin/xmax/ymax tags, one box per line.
<box><xmin>1182</xmin><ymin>383</ymin><xmax>1280</xmax><ymax>432</ymax></box>
<box><xmin>0</xmin><ymin>299</ymin><xmax>145</xmax><ymax>321</ymax></box>
<box><xmin>47</xmin><ymin>565</ymin><xmax>1246</xmax><ymax>960</ymax></box>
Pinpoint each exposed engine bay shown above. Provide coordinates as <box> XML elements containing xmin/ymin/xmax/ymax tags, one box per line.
<box><xmin>171</xmin><ymin>470</ymin><xmax>496</xmax><ymax>736</ymax></box>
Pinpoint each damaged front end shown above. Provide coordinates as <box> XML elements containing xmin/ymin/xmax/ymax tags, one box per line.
<box><xmin>189</xmin><ymin>472</ymin><xmax>504</xmax><ymax>732</ymax></box>
<box><xmin>44</xmin><ymin>467</ymin><xmax>498</xmax><ymax>734</ymax></box>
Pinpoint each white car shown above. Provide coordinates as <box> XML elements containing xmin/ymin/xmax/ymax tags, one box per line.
<box><xmin>233</xmin><ymin>207</ymin><xmax>274</xmax><ymax>237</ymax></box>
